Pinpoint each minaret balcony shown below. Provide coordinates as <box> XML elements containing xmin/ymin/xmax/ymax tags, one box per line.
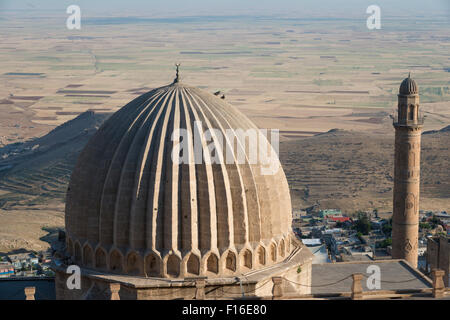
<box><xmin>392</xmin><ymin>114</ymin><xmax>424</xmax><ymax>128</ymax></box>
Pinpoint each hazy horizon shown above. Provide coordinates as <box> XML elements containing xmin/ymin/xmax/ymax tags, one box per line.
<box><xmin>1</xmin><ymin>0</ymin><xmax>449</xmax><ymax>19</ymax></box>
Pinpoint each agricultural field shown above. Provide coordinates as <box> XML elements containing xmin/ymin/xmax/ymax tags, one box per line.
<box><xmin>0</xmin><ymin>14</ymin><xmax>449</xmax><ymax>144</ymax></box>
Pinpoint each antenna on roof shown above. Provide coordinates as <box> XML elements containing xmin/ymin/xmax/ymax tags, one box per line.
<box><xmin>174</xmin><ymin>63</ymin><xmax>181</xmax><ymax>83</ymax></box>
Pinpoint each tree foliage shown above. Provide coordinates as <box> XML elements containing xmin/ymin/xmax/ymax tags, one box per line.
<box><xmin>382</xmin><ymin>220</ymin><xmax>392</xmax><ymax>236</ymax></box>
<box><xmin>378</xmin><ymin>238</ymin><xmax>392</xmax><ymax>248</ymax></box>
<box><xmin>354</xmin><ymin>212</ymin><xmax>371</xmax><ymax>235</ymax></box>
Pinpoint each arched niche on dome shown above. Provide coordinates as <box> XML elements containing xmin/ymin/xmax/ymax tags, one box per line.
<box><xmin>279</xmin><ymin>239</ymin><xmax>285</xmax><ymax>258</ymax></box>
<box><xmin>270</xmin><ymin>243</ymin><xmax>277</xmax><ymax>262</ymax></box>
<box><xmin>126</xmin><ymin>252</ymin><xmax>143</xmax><ymax>276</ymax></box>
<box><xmin>257</xmin><ymin>246</ymin><xmax>266</xmax><ymax>266</ymax></box>
<box><xmin>241</xmin><ymin>249</ymin><xmax>252</xmax><ymax>269</ymax></box>
<box><xmin>95</xmin><ymin>247</ymin><xmax>107</xmax><ymax>270</ymax></box>
<box><xmin>74</xmin><ymin>242</ymin><xmax>82</xmax><ymax>263</ymax></box>
<box><xmin>166</xmin><ymin>254</ymin><xmax>181</xmax><ymax>278</ymax></box>
<box><xmin>145</xmin><ymin>253</ymin><xmax>161</xmax><ymax>277</ymax></box>
<box><xmin>67</xmin><ymin>238</ymin><xmax>73</xmax><ymax>256</ymax></box>
<box><xmin>225</xmin><ymin>251</ymin><xmax>236</xmax><ymax>272</ymax></box>
<box><xmin>109</xmin><ymin>250</ymin><xmax>123</xmax><ymax>273</ymax></box>
<box><xmin>82</xmin><ymin>244</ymin><xmax>94</xmax><ymax>267</ymax></box>
<box><xmin>206</xmin><ymin>254</ymin><xmax>219</xmax><ymax>274</ymax></box>
<box><xmin>186</xmin><ymin>254</ymin><xmax>200</xmax><ymax>275</ymax></box>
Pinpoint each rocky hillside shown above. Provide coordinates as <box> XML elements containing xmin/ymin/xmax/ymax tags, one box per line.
<box><xmin>0</xmin><ymin>111</ymin><xmax>110</xmax><ymax>209</ymax></box>
<box><xmin>279</xmin><ymin>127</ymin><xmax>450</xmax><ymax>213</ymax></box>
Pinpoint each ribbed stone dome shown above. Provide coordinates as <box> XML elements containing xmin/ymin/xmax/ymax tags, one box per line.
<box><xmin>65</xmin><ymin>81</ymin><xmax>293</xmax><ymax>278</ymax></box>
<box><xmin>399</xmin><ymin>74</ymin><xmax>418</xmax><ymax>95</ymax></box>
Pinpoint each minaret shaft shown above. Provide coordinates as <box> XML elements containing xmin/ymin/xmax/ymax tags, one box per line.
<box><xmin>391</xmin><ymin>75</ymin><xmax>423</xmax><ymax>268</ymax></box>
<box><xmin>392</xmin><ymin>126</ymin><xmax>422</xmax><ymax>267</ymax></box>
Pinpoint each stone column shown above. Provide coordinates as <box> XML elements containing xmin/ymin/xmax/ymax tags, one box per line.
<box><xmin>392</xmin><ymin>126</ymin><xmax>422</xmax><ymax>268</ymax></box>
<box><xmin>272</xmin><ymin>277</ymin><xmax>283</xmax><ymax>299</ymax></box>
<box><xmin>107</xmin><ymin>283</ymin><xmax>121</xmax><ymax>300</ymax></box>
<box><xmin>438</xmin><ymin>236</ymin><xmax>450</xmax><ymax>287</ymax></box>
<box><xmin>351</xmin><ymin>273</ymin><xmax>363</xmax><ymax>300</ymax></box>
<box><xmin>194</xmin><ymin>279</ymin><xmax>206</xmax><ymax>300</ymax></box>
<box><xmin>432</xmin><ymin>269</ymin><xmax>445</xmax><ymax>299</ymax></box>
<box><xmin>25</xmin><ymin>287</ymin><xmax>36</xmax><ymax>300</ymax></box>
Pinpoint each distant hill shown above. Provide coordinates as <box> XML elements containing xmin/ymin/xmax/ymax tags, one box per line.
<box><xmin>279</xmin><ymin>126</ymin><xmax>450</xmax><ymax>214</ymax></box>
<box><xmin>0</xmin><ymin>111</ymin><xmax>110</xmax><ymax>209</ymax></box>
<box><xmin>423</xmin><ymin>125</ymin><xmax>450</xmax><ymax>135</ymax></box>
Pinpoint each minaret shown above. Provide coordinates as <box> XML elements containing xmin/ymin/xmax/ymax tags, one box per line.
<box><xmin>392</xmin><ymin>74</ymin><xmax>424</xmax><ymax>267</ymax></box>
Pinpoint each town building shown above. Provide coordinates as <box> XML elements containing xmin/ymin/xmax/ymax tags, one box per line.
<box><xmin>328</xmin><ymin>216</ymin><xmax>351</xmax><ymax>224</ymax></box>
<box><xmin>292</xmin><ymin>209</ymin><xmax>308</xmax><ymax>221</ymax></box>
<box><xmin>426</xmin><ymin>235</ymin><xmax>450</xmax><ymax>287</ymax></box>
<box><xmin>8</xmin><ymin>253</ymin><xmax>39</xmax><ymax>271</ymax></box>
<box><xmin>301</xmin><ymin>239</ymin><xmax>322</xmax><ymax>247</ymax></box>
<box><xmin>318</xmin><ymin>209</ymin><xmax>342</xmax><ymax>218</ymax></box>
<box><xmin>0</xmin><ymin>262</ymin><xmax>14</xmax><ymax>278</ymax></box>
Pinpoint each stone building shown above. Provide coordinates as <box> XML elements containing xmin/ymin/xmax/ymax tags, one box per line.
<box><xmin>54</xmin><ymin>73</ymin><xmax>313</xmax><ymax>299</ymax></box>
<box><xmin>426</xmin><ymin>236</ymin><xmax>450</xmax><ymax>287</ymax></box>
<box><xmin>392</xmin><ymin>74</ymin><xmax>424</xmax><ymax>268</ymax></box>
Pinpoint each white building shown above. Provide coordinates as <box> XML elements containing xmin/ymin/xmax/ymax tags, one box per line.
<box><xmin>8</xmin><ymin>253</ymin><xmax>39</xmax><ymax>270</ymax></box>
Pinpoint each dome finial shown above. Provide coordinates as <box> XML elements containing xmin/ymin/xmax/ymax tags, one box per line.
<box><xmin>174</xmin><ymin>63</ymin><xmax>181</xmax><ymax>83</ymax></box>
<box><xmin>399</xmin><ymin>73</ymin><xmax>418</xmax><ymax>95</ymax></box>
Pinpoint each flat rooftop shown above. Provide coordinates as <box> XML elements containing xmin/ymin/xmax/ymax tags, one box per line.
<box><xmin>0</xmin><ymin>279</ymin><xmax>55</xmax><ymax>300</ymax></box>
<box><xmin>312</xmin><ymin>260</ymin><xmax>432</xmax><ymax>295</ymax></box>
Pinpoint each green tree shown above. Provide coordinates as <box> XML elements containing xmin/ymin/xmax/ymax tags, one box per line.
<box><xmin>419</xmin><ymin>222</ymin><xmax>431</xmax><ymax>230</ymax></box>
<box><xmin>430</xmin><ymin>216</ymin><xmax>440</xmax><ymax>228</ymax></box>
<box><xmin>354</xmin><ymin>212</ymin><xmax>371</xmax><ymax>235</ymax></box>
<box><xmin>382</xmin><ymin>221</ymin><xmax>392</xmax><ymax>236</ymax></box>
<box><xmin>379</xmin><ymin>238</ymin><xmax>392</xmax><ymax>248</ymax></box>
